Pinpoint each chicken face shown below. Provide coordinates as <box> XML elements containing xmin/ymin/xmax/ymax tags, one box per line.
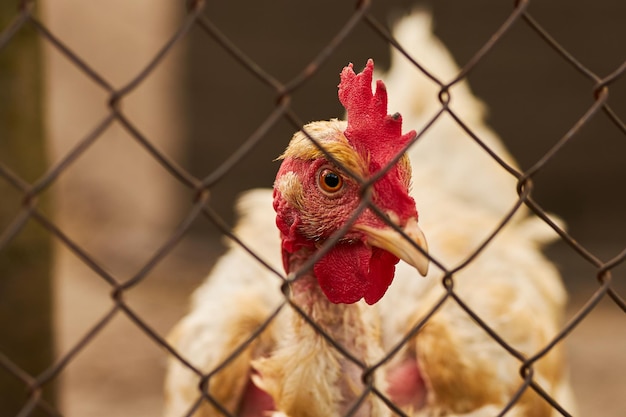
<box><xmin>274</xmin><ymin>121</ymin><xmax>427</xmax><ymax>305</ymax></box>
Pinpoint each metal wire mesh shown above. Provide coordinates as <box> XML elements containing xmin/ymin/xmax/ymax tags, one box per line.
<box><xmin>1</xmin><ymin>0</ymin><xmax>625</xmax><ymax>416</ymax></box>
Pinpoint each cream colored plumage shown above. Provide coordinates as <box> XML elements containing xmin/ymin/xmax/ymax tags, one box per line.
<box><xmin>164</xmin><ymin>10</ymin><xmax>575</xmax><ymax>417</ymax></box>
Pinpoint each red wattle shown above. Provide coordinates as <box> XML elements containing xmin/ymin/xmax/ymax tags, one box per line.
<box><xmin>313</xmin><ymin>243</ymin><xmax>398</xmax><ymax>305</ymax></box>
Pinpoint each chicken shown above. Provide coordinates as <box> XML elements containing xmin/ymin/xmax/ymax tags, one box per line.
<box><xmin>164</xmin><ymin>10</ymin><xmax>575</xmax><ymax>417</ymax></box>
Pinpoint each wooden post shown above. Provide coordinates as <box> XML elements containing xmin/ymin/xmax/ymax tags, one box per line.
<box><xmin>0</xmin><ymin>4</ymin><xmax>55</xmax><ymax>416</ymax></box>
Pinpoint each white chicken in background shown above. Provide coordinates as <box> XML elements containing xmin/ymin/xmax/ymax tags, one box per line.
<box><xmin>164</xmin><ymin>10</ymin><xmax>575</xmax><ymax>417</ymax></box>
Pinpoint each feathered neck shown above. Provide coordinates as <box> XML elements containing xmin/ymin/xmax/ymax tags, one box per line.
<box><xmin>280</xmin><ymin>248</ymin><xmax>387</xmax><ymax>417</ymax></box>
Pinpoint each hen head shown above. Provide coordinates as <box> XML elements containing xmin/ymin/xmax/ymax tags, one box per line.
<box><xmin>273</xmin><ymin>59</ymin><xmax>428</xmax><ymax>305</ymax></box>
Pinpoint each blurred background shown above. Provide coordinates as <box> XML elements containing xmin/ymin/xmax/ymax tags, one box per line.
<box><xmin>0</xmin><ymin>0</ymin><xmax>624</xmax><ymax>416</ymax></box>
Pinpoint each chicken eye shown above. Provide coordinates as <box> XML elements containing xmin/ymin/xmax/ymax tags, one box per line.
<box><xmin>318</xmin><ymin>168</ymin><xmax>343</xmax><ymax>194</ymax></box>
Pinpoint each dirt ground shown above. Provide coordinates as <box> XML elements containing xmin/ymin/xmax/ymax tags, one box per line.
<box><xmin>53</xmin><ymin>237</ymin><xmax>626</xmax><ymax>417</ymax></box>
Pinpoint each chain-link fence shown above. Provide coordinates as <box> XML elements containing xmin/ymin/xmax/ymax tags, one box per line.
<box><xmin>1</xmin><ymin>0</ymin><xmax>625</xmax><ymax>416</ymax></box>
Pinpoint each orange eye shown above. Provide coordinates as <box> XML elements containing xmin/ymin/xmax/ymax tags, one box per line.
<box><xmin>318</xmin><ymin>168</ymin><xmax>343</xmax><ymax>194</ymax></box>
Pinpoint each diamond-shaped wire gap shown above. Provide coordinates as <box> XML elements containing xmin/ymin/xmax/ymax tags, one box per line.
<box><xmin>29</xmin><ymin>114</ymin><xmax>115</xmax><ymax>198</ymax></box>
<box><xmin>193</xmin><ymin>3</ymin><xmax>372</xmax><ymax>131</ymax></box>
<box><xmin>114</xmin><ymin>110</ymin><xmax>199</xmax><ymax>190</ymax></box>
<box><xmin>199</xmin><ymin>99</ymin><xmax>290</xmax><ymax>190</ymax></box>
<box><xmin>116</xmin><ymin>193</ymin><xmax>209</xmax><ymax>291</ymax></box>
<box><xmin>370</xmin><ymin>291</ymin><xmax>450</xmax><ymax>373</ymax></box>
<box><xmin>37</xmin><ymin>5</ymin><xmax>202</xmax><ymax>240</ymax></box>
<box><xmin>521</xmin><ymin>88</ymin><xmax>608</xmax><ymax>182</ymax></box>
<box><xmin>40</xmin><ymin>117</ymin><xmax>199</xmax><ymax>280</ymax></box>
<box><xmin>11</xmin><ymin>305</ymin><xmax>119</xmax><ymax>417</ymax></box>
<box><xmin>444</xmin><ymin>105</ymin><xmax>523</xmax><ymax>183</ymax></box>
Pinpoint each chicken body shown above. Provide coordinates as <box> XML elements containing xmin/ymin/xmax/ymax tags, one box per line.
<box><xmin>164</xmin><ymin>10</ymin><xmax>575</xmax><ymax>417</ymax></box>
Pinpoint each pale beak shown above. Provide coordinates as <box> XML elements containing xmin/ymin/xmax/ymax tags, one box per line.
<box><xmin>354</xmin><ymin>217</ymin><xmax>429</xmax><ymax>276</ymax></box>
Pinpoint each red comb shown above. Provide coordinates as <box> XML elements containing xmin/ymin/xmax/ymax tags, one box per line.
<box><xmin>338</xmin><ymin>59</ymin><xmax>415</xmax><ymax>164</ymax></box>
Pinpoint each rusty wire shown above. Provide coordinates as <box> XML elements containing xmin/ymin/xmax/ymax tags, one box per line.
<box><xmin>0</xmin><ymin>0</ymin><xmax>625</xmax><ymax>416</ymax></box>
